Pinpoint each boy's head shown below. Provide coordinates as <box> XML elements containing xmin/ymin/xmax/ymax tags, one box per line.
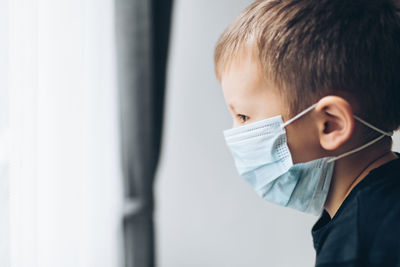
<box><xmin>215</xmin><ymin>0</ymin><xmax>400</xmax><ymax>138</ymax></box>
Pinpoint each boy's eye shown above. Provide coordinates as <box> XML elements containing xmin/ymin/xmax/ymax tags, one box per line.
<box><xmin>237</xmin><ymin>114</ymin><xmax>250</xmax><ymax>123</ymax></box>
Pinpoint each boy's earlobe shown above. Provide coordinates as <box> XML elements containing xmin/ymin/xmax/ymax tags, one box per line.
<box><xmin>315</xmin><ymin>96</ymin><xmax>354</xmax><ymax>151</ymax></box>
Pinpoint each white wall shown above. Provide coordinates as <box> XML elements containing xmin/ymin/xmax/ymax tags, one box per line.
<box><xmin>156</xmin><ymin>1</ymin><xmax>316</xmax><ymax>267</ymax></box>
<box><xmin>0</xmin><ymin>0</ymin><xmax>9</xmax><ymax>266</ymax></box>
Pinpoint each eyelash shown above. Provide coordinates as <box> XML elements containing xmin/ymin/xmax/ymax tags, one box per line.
<box><xmin>237</xmin><ymin>114</ymin><xmax>249</xmax><ymax>123</ymax></box>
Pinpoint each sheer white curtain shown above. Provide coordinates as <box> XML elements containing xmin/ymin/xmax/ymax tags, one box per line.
<box><xmin>8</xmin><ymin>0</ymin><xmax>123</xmax><ymax>266</ymax></box>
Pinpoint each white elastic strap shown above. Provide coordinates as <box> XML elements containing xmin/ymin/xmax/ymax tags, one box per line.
<box><xmin>281</xmin><ymin>103</ymin><xmax>393</xmax><ymax>163</ymax></box>
<box><xmin>281</xmin><ymin>103</ymin><xmax>317</xmax><ymax>128</ymax></box>
<box><xmin>354</xmin><ymin>115</ymin><xmax>393</xmax><ymax>137</ymax></box>
<box><xmin>326</xmin><ymin>134</ymin><xmax>386</xmax><ymax>163</ymax></box>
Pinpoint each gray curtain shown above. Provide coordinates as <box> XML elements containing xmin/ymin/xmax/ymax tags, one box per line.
<box><xmin>115</xmin><ymin>0</ymin><xmax>173</xmax><ymax>266</ymax></box>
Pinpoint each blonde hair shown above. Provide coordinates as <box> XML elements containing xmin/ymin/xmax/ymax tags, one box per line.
<box><xmin>214</xmin><ymin>0</ymin><xmax>400</xmax><ymax>131</ymax></box>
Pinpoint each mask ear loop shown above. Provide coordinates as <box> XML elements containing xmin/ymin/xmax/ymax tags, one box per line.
<box><xmin>279</xmin><ymin>103</ymin><xmax>393</xmax><ymax>163</ymax></box>
<box><xmin>353</xmin><ymin>115</ymin><xmax>392</xmax><ymax>136</ymax></box>
<box><xmin>326</xmin><ymin>117</ymin><xmax>393</xmax><ymax>163</ymax></box>
<box><xmin>281</xmin><ymin>103</ymin><xmax>317</xmax><ymax>129</ymax></box>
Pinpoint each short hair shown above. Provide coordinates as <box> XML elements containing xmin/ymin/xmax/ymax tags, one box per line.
<box><xmin>214</xmin><ymin>0</ymin><xmax>400</xmax><ymax>132</ymax></box>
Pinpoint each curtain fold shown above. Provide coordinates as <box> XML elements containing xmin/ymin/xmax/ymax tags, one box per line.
<box><xmin>115</xmin><ymin>0</ymin><xmax>173</xmax><ymax>266</ymax></box>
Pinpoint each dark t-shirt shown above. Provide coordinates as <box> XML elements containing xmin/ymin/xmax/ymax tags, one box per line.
<box><xmin>312</xmin><ymin>155</ymin><xmax>400</xmax><ymax>267</ymax></box>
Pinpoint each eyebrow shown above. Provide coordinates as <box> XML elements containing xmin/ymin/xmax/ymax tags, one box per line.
<box><xmin>229</xmin><ymin>104</ymin><xmax>236</xmax><ymax>113</ymax></box>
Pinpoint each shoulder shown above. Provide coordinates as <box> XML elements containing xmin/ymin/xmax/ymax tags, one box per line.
<box><xmin>313</xmin><ymin>157</ymin><xmax>400</xmax><ymax>266</ymax></box>
<box><xmin>355</xmin><ymin>156</ymin><xmax>400</xmax><ymax>222</ymax></box>
<box><xmin>353</xmin><ymin>157</ymin><xmax>400</xmax><ymax>264</ymax></box>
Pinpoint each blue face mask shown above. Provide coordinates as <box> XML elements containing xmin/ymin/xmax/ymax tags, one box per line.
<box><xmin>223</xmin><ymin>103</ymin><xmax>392</xmax><ymax>215</ymax></box>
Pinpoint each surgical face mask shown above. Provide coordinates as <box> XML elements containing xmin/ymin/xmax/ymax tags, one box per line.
<box><xmin>223</xmin><ymin>103</ymin><xmax>393</xmax><ymax>215</ymax></box>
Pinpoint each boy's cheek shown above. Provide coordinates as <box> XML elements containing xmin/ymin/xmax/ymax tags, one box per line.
<box><xmin>286</xmin><ymin>121</ymin><xmax>323</xmax><ymax>164</ymax></box>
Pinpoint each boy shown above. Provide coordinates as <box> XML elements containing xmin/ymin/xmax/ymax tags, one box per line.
<box><xmin>214</xmin><ymin>0</ymin><xmax>400</xmax><ymax>266</ymax></box>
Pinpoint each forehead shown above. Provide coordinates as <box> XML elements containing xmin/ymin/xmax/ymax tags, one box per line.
<box><xmin>219</xmin><ymin>47</ymin><xmax>286</xmax><ymax>121</ymax></box>
<box><xmin>220</xmin><ymin>48</ymin><xmax>265</xmax><ymax>102</ymax></box>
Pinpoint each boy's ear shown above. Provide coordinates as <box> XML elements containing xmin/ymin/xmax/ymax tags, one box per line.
<box><xmin>315</xmin><ymin>96</ymin><xmax>354</xmax><ymax>151</ymax></box>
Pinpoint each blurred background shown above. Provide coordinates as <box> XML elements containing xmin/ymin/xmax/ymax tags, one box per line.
<box><xmin>2</xmin><ymin>1</ymin><xmax>400</xmax><ymax>267</ymax></box>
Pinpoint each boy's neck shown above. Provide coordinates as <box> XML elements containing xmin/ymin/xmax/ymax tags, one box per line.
<box><xmin>324</xmin><ymin>137</ymin><xmax>398</xmax><ymax>218</ymax></box>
